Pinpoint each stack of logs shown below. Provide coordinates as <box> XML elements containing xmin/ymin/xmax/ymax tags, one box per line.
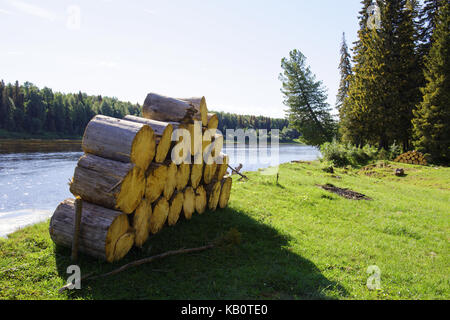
<box><xmin>49</xmin><ymin>93</ymin><xmax>232</xmax><ymax>263</ymax></box>
<box><xmin>394</xmin><ymin>151</ymin><xmax>428</xmax><ymax>165</ymax></box>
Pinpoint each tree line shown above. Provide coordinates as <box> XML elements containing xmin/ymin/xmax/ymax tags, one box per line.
<box><xmin>0</xmin><ymin>81</ymin><xmax>296</xmax><ymax>140</ymax></box>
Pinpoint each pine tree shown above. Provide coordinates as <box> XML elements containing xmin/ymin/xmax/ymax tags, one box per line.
<box><xmin>341</xmin><ymin>0</ymin><xmax>421</xmax><ymax>149</ymax></box>
<box><xmin>419</xmin><ymin>0</ymin><xmax>445</xmax><ymax>56</ymax></box>
<box><xmin>336</xmin><ymin>32</ymin><xmax>352</xmax><ymax>111</ymax></box>
<box><xmin>412</xmin><ymin>2</ymin><xmax>450</xmax><ymax>164</ymax></box>
<box><xmin>279</xmin><ymin>49</ymin><xmax>336</xmax><ymax>146</ymax></box>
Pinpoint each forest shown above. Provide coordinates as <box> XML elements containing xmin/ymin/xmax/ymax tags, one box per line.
<box><xmin>0</xmin><ymin>80</ymin><xmax>297</xmax><ymax>142</ymax></box>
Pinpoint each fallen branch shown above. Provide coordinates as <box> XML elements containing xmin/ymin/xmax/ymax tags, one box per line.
<box><xmin>228</xmin><ymin>165</ymin><xmax>249</xmax><ymax>180</ymax></box>
<box><xmin>88</xmin><ymin>244</ymin><xmax>215</xmax><ymax>281</ymax></box>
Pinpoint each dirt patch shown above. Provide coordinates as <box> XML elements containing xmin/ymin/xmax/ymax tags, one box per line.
<box><xmin>318</xmin><ymin>183</ymin><xmax>372</xmax><ymax>200</ymax></box>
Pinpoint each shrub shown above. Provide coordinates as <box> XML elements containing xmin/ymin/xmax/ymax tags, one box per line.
<box><xmin>320</xmin><ymin>140</ymin><xmax>384</xmax><ymax>167</ymax></box>
<box><xmin>320</xmin><ymin>139</ymin><xmax>351</xmax><ymax>167</ymax></box>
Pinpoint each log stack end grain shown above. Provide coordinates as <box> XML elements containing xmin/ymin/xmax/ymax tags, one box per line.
<box><xmin>50</xmin><ymin>92</ymin><xmax>233</xmax><ymax>263</ymax></box>
<box><xmin>394</xmin><ymin>151</ymin><xmax>428</xmax><ymax>165</ymax></box>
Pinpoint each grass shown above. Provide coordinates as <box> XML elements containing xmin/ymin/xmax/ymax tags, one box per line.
<box><xmin>0</xmin><ymin>161</ymin><xmax>448</xmax><ymax>300</ymax></box>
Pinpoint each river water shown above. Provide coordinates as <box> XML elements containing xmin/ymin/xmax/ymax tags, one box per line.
<box><xmin>0</xmin><ymin>140</ymin><xmax>320</xmax><ymax>237</ymax></box>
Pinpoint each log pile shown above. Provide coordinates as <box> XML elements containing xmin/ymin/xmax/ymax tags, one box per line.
<box><xmin>394</xmin><ymin>151</ymin><xmax>428</xmax><ymax>165</ymax></box>
<box><xmin>49</xmin><ymin>94</ymin><xmax>232</xmax><ymax>263</ymax></box>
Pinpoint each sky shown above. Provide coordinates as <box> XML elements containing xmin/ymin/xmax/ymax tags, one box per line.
<box><xmin>0</xmin><ymin>0</ymin><xmax>362</xmax><ymax>118</ymax></box>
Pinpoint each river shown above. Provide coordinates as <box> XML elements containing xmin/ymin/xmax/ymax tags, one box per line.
<box><xmin>0</xmin><ymin>140</ymin><xmax>320</xmax><ymax>237</ymax></box>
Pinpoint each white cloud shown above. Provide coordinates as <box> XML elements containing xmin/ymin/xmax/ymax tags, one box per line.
<box><xmin>144</xmin><ymin>9</ymin><xmax>157</xmax><ymax>15</ymax></box>
<box><xmin>8</xmin><ymin>0</ymin><xmax>56</xmax><ymax>21</ymax></box>
<box><xmin>98</xmin><ymin>60</ymin><xmax>119</xmax><ymax>69</ymax></box>
<box><xmin>0</xmin><ymin>8</ymin><xmax>13</xmax><ymax>15</ymax></box>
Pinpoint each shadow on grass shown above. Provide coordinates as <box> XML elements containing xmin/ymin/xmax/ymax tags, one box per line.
<box><xmin>54</xmin><ymin>207</ymin><xmax>347</xmax><ymax>300</ymax></box>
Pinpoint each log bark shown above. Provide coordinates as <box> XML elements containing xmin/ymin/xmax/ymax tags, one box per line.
<box><xmin>131</xmin><ymin>198</ymin><xmax>152</xmax><ymax>247</ymax></box>
<box><xmin>167</xmin><ymin>191</ymin><xmax>184</xmax><ymax>226</ymax></box>
<box><xmin>145</xmin><ymin>163</ymin><xmax>168</xmax><ymax>203</ymax></box>
<box><xmin>150</xmin><ymin>197</ymin><xmax>169</xmax><ymax>234</ymax></box>
<box><xmin>143</xmin><ymin>93</ymin><xmax>201</xmax><ymax>123</ymax></box>
<box><xmin>49</xmin><ymin>198</ymin><xmax>134</xmax><ymax>263</ymax></box>
<box><xmin>183</xmin><ymin>187</ymin><xmax>196</xmax><ymax>220</ymax></box>
<box><xmin>178</xmin><ymin>97</ymin><xmax>208</xmax><ymax>126</ymax></box>
<box><xmin>124</xmin><ymin>115</ymin><xmax>173</xmax><ymax>163</ymax></box>
<box><xmin>205</xmin><ymin>180</ymin><xmax>221</xmax><ymax>212</ymax></box>
<box><xmin>70</xmin><ymin>154</ymin><xmax>145</xmax><ymax>214</ymax></box>
<box><xmin>218</xmin><ymin>176</ymin><xmax>232</xmax><ymax>209</ymax></box>
<box><xmin>194</xmin><ymin>185</ymin><xmax>207</xmax><ymax>215</ymax></box>
<box><xmin>82</xmin><ymin>115</ymin><xmax>155</xmax><ymax>170</ymax></box>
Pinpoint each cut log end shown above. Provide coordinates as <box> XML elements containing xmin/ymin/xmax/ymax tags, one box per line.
<box><xmin>206</xmin><ymin>180</ymin><xmax>221</xmax><ymax>212</ymax></box>
<box><xmin>168</xmin><ymin>191</ymin><xmax>184</xmax><ymax>226</ymax></box>
<box><xmin>150</xmin><ymin>197</ymin><xmax>169</xmax><ymax>234</ymax></box>
<box><xmin>146</xmin><ymin>163</ymin><xmax>168</xmax><ymax>203</ymax></box>
<box><xmin>219</xmin><ymin>177</ymin><xmax>232</xmax><ymax>209</ymax></box>
<box><xmin>117</xmin><ymin>166</ymin><xmax>147</xmax><ymax>214</ymax></box>
<box><xmin>183</xmin><ymin>187</ymin><xmax>196</xmax><ymax>220</ymax></box>
<box><xmin>163</xmin><ymin>161</ymin><xmax>177</xmax><ymax>200</ymax></box>
<box><xmin>195</xmin><ymin>185</ymin><xmax>207</xmax><ymax>215</ymax></box>
<box><xmin>176</xmin><ymin>163</ymin><xmax>191</xmax><ymax>191</ymax></box>
<box><xmin>132</xmin><ymin>198</ymin><xmax>152</xmax><ymax>247</ymax></box>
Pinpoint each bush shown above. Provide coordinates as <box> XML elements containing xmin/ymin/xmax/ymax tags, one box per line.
<box><xmin>320</xmin><ymin>139</ymin><xmax>351</xmax><ymax>167</ymax></box>
<box><xmin>320</xmin><ymin>140</ymin><xmax>391</xmax><ymax>167</ymax></box>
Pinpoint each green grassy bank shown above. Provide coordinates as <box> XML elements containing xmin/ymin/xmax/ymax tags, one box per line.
<box><xmin>0</xmin><ymin>161</ymin><xmax>448</xmax><ymax>300</ymax></box>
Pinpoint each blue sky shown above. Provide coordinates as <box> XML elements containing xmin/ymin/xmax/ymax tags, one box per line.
<box><xmin>0</xmin><ymin>0</ymin><xmax>362</xmax><ymax>117</ymax></box>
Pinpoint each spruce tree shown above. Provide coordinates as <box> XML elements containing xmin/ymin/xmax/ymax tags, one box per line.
<box><xmin>336</xmin><ymin>32</ymin><xmax>353</xmax><ymax>111</ymax></box>
<box><xmin>412</xmin><ymin>2</ymin><xmax>450</xmax><ymax>164</ymax></box>
<box><xmin>279</xmin><ymin>49</ymin><xmax>336</xmax><ymax>146</ymax></box>
<box><xmin>419</xmin><ymin>0</ymin><xmax>445</xmax><ymax>56</ymax></box>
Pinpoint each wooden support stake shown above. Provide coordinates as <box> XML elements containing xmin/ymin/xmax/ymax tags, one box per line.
<box><xmin>71</xmin><ymin>197</ymin><xmax>83</xmax><ymax>262</ymax></box>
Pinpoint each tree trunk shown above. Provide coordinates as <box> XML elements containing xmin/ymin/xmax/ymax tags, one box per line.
<box><xmin>82</xmin><ymin>115</ymin><xmax>155</xmax><ymax>170</ymax></box>
<box><xmin>124</xmin><ymin>115</ymin><xmax>173</xmax><ymax>163</ymax></box>
<box><xmin>143</xmin><ymin>93</ymin><xmax>201</xmax><ymax>123</ymax></box>
<box><xmin>183</xmin><ymin>187</ymin><xmax>196</xmax><ymax>220</ymax></box>
<box><xmin>49</xmin><ymin>198</ymin><xmax>134</xmax><ymax>263</ymax></box>
<box><xmin>131</xmin><ymin>198</ymin><xmax>152</xmax><ymax>247</ymax></box>
<box><xmin>70</xmin><ymin>154</ymin><xmax>145</xmax><ymax>214</ymax></box>
<box><xmin>218</xmin><ymin>176</ymin><xmax>232</xmax><ymax>209</ymax></box>
<box><xmin>167</xmin><ymin>191</ymin><xmax>184</xmax><ymax>226</ymax></box>
<box><xmin>150</xmin><ymin>197</ymin><xmax>169</xmax><ymax>234</ymax></box>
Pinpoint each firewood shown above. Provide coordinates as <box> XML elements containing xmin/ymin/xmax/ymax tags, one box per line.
<box><xmin>176</xmin><ymin>163</ymin><xmax>191</xmax><ymax>191</ymax></box>
<box><xmin>163</xmin><ymin>161</ymin><xmax>177</xmax><ymax>200</ymax></box>
<box><xmin>49</xmin><ymin>198</ymin><xmax>134</xmax><ymax>263</ymax></box>
<box><xmin>124</xmin><ymin>115</ymin><xmax>173</xmax><ymax>163</ymax></box>
<box><xmin>150</xmin><ymin>197</ymin><xmax>169</xmax><ymax>234</ymax></box>
<box><xmin>178</xmin><ymin>97</ymin><xmax>208</xmax><ymax>126</ymax></box>
<box><xmin>215</xmin><ymin>153</ymin><xmax>229</xmax><ymax>181</ymax></box>
<box><xmin>207</xmin><ymin>113</ymin><xmax>218</xmax><ymax>130</ymax></box>
<box><xmin>183</xmin><ymin>187</ymin><xmax>196</xmax><ymax>220</ymax></box>
<box><xmin>190</xmin><ymin>162</ymin><xmax>204</xmax><ymax>189</ymax></box>
<box><xmin>82</xmin><ymin>115</ymin><xmax>155</xmax><ymax>170</ymax></box>
<box><xmin>205</xmin><ymin>180</ymin><xmax>221</xmax><ymax>212</ymax></box>
<box><xmin>167</xmin><ymin>191</ymin><xmax>184</xmax><ymax>226</ymax></box>
<box><xmin>194</xmin><ymin>185</ymin><xmax>207</xmax><ymax>215</ymax></box>
<box><xmin>70</xmin><ymin>154</ymin><xmax>145</xmax><ymax>214</ymax></box>
<box><xmin>218</xmin><ymin>176</ymin><xmax>232</xmax><ymax>209</ymax></box>
<box><xmin>131</xmin><ymin>198</ymin><xmax>152</xmax><ymax>247</ymax></box>
<box><xmin>145</xmin><ymin>163</ymin><xmax>168</xmax><ymax>203</ymax></box>
<box><xmin>143</xmin><ymin>93</ymin><xmax>201</xmax><ymax>123</ymax></box>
